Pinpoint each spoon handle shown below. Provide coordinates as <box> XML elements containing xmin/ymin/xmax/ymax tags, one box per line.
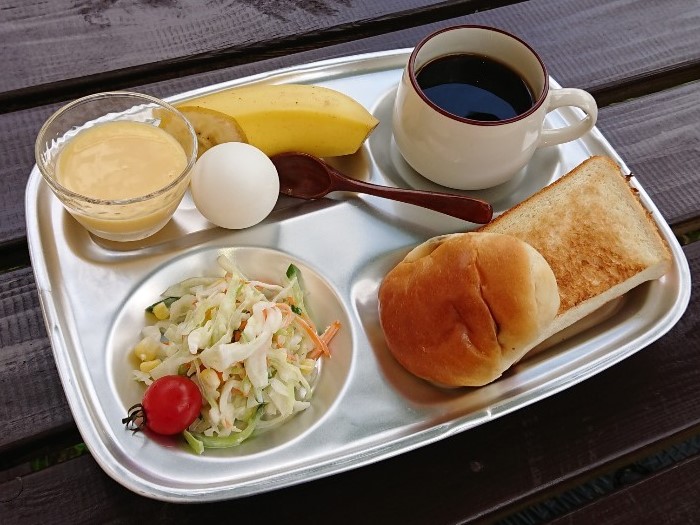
<box><xmin>329</xmin><ymin>167</ymin><xmax>493</xmax><ymax>224</ymax></box>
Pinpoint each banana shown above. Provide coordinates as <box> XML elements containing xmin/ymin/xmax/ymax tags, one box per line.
<box><xmin>175</xmin><ymin>84</ymin><xmax>379</xmax><ymax>157</ymax></box>
<box><xmin>179</xmin><ymin>107</ymin><xmax>247</xmax><ymax>158</ymax></box>
<box><xmin>158</xmin><ymin>106</ymin><xmax>247</xmax><ymax>158</ymax></box>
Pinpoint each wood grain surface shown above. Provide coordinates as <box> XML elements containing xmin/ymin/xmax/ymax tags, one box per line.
<box><xmin>0</xmin><ymin>267</ymin><xmax>70</xmax><ymax>452</ymax></box>
<box><xmin>1</xmin><ymin>0</ymin><xmax>699</xmax><ymax>523</ymax></box>
<box><xmin>549</xmin><ymin>454</ymin><xmax>700</xmax><ymax>524</ymax></box>
<box><xmin>0</xmin><ymin>0</ymin><xmax>514</xmax><ymax>109</ymax></box>
<box><xmin>596</xmin><ymin>81</ymin><xmax>700</xmax><ymax>227</ymax></box>
<box><xmin>1</xmin><ymin>0</ymin><xmax>698</xmax><ymax>107</ymax></box>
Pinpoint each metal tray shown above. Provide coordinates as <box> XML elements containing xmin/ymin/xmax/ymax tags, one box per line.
<box><xmin>25</xmin><ymin>49</ymin><xmax>691</xmax><ymax>502</ymax></box>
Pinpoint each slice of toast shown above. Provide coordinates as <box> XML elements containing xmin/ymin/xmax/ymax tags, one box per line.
<box><xmin>480</xmin><ymin>155</ymin><xmax>672</xmax><ymax>348</ymax></box>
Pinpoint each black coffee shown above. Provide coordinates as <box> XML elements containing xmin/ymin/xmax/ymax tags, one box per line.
<box><xmin>416</xmin><ymin>53</ymin><xmax>535</xmax><ymax>121</ymax></box>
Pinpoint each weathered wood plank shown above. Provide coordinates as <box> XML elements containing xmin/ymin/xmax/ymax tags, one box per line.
<box><xmin>2</xmin><ymin>0</ymin><xmax>699</xmax><ymax>109</ymax></box>
<box><xmin>464</xmin><ymin>0</ymin><xmax>700</xmax><ymax>94</ymax></box>
<box><xmin>0</xmin><ymin>0</ymin><xmax>506</xmax><ymax>105</ymax></box>
<box><xmin>548</xmin><ymin>454</ymin><xmax>700</xmax><ymax>524</ymax></box>
<box><xmin>0</xmin><ymin>242</ymin><xmax>697</xmax><ymax>523</ymax></box>
<box><xmin>0</xmin><ymin>267</ymin><xmax>72</xmax><ymax>452</ymax></box>
<box><xmin>0</xmin><ymin>105</ymin><xmax>51</xmax><ymax>247</ymax></box>
<box><xmin>597</xmin><ymin>81</ymin><xmax>700</xmax><ymax>227</ymax></box>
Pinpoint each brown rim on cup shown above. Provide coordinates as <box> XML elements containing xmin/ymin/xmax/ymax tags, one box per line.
<box><xmin>407</xmin><ymin>25</ymin><xmax>550</xmax><ymax>126</ymax></box>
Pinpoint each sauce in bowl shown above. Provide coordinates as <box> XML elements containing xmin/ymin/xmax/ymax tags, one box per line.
<box><xmin>36</xmin><ymin>92</ymin><xmax>197</xmax><ymax>242</ymax></box>
<box><xmin>56</xmin><ymin>120</ymin><xmax>187</xmax><ymax>200</ymax></box>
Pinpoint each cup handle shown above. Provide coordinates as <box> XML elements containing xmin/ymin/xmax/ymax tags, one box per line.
<box><xmin>537</xmin><ymin>88</ymin><xmax>598</xmax><ymax>148</ymax></box>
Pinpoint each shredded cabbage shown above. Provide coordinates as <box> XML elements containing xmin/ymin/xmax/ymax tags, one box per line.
<box><xmin>130</xmin><ymin>254</ymin><xmax>340</xmax><ymax>453</ymax></box>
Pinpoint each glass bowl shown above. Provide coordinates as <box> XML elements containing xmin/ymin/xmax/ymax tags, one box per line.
<box><xmin>35</xmin><ymin>91</ymin><xmax>198</xmax><ymax>242</ymax></box>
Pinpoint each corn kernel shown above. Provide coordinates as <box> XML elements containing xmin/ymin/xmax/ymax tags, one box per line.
<box><xmin>152</xmin><ymin>301</ymin><xmax>170</xmax><ymax>320</ymax></box>
<box><xmin>133</xmin><ymin>337</ymin><xmax>160</xmax><ymax>362</ymax></box>
<box><xmin>200</xmin><ymin>368</ymin><xmax>221</xmax><ymax>390</ymax></box>
<box><xmin>139</xmin><ymin>359</ymin><xmax>162</xmax><ymax>373</ymax></box>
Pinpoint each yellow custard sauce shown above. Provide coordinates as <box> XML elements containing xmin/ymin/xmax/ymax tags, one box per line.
<box><xmin>56</xmin><ymin>120</ymin><xmax>188</xmax><ymax>200</ymax></box>
<box><xmin>53</xmin><ymin>120</ymin><xmax>193</xmax><ymax>241</ymax></box>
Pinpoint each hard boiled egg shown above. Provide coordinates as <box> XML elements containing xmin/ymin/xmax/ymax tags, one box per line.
<box><xmin>190</xmin><ymin>142</ymin><xmax>279</xmax><ymax>229</ymax></box>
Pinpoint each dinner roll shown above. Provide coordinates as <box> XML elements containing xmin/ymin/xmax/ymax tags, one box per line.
<box><xmin>378</xmin><ymin>232</ymin><xmax>559</xmax><ymax>387</ymax></box>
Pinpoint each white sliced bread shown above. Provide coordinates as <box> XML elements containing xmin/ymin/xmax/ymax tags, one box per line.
<box><xmin>480</xmin><ymin>155</ymin><xmax>672</xmax><ymax>350</ymax></box>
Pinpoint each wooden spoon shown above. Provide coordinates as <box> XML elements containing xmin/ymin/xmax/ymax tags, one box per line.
<box><xmin>270</xmin><ymin>152</ymin><xmax>493</xmax><ymax>224</ymax></box>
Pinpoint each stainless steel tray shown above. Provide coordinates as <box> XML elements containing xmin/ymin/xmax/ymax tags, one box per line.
<box><xmin>25</xmin><ymin>49</ymin><xmax>691</xmax><ymax>502</ymax></box>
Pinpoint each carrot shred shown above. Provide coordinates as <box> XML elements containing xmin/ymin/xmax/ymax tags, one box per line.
<box><xmin>274</xmin><ymin>302</ymin><xmax>339</xmax><ymax>359</ymax></box>
<box><xmin>320</xmin><ymin>320</ymin><xmax>341</xmax><ymax>345</ymax></box>
<box><xmin>298</xmin><ymin>317</ymin><xmax>330</xmax><ymax>358</ymax></box>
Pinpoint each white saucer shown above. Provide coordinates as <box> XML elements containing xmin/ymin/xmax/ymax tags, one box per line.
<box><xmin>367</xmin><ymin>86</ymin><xmax>565</xmax><ymax>216</ymax></box>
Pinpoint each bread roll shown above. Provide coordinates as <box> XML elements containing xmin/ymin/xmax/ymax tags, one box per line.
<box><xmin>378</xmin><ymin>232</ymin><xmax>560</xmax><ymax>387</ymax></box>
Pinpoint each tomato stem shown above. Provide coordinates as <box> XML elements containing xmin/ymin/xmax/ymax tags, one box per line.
<box><xmin>122</xmin><ymin>403</ymin><xmax>147</xmax><ymax>434</ymax></box>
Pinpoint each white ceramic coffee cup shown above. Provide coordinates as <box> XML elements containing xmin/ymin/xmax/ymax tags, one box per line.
<box><xmin>392</xmin><ymin>25</ymin><xmax>598</xmax><ymax>190</ymax></box>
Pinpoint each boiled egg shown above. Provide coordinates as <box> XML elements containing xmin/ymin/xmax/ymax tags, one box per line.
<box><xmin>190</xmin><ymin>142</ymin><xmax>279</xmax><ymax>229</ymax></box>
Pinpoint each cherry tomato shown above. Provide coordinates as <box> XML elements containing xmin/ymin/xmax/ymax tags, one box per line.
<box><xmin>122</xmin><ymin>375</ymin><xmax>202</xmax><ymax>436</ymax></box>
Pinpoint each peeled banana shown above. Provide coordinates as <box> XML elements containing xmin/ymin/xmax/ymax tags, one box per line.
<box><xmin>157</xmin><ymin>106</ymin><xmax>246</xmax><ymax>158</ymax></box>
<box><xmin>178</xmin><ymin>107</ymin><xmax>247</xmax><ymax>158</ymax></box>
<box><xmin>175</xmin><ymin>84</ymin><xmax>379</xmax><ymax>157</ymax></box>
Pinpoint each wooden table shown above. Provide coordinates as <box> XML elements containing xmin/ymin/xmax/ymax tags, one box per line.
<box><xmin>1</xmin><ymin>0</ymin><xmax>699</xmax><ymax>523</ymax></box>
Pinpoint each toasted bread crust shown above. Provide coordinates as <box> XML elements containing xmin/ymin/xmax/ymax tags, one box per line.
<box><xmin>482</xmin><ymin>156</ymin><xmax>672</xmax><ymax>314</ymax></box>
<box><xmin>379</xmin><ymin>156</ymin><xmax>673</xmax><ymax>388</ymax></box>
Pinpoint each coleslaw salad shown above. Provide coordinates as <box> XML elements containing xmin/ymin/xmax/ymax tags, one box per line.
<box><xmin>130</xmin><ymin>254</ymin><xmax>340</xmax><ymax>453</ymax></box>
